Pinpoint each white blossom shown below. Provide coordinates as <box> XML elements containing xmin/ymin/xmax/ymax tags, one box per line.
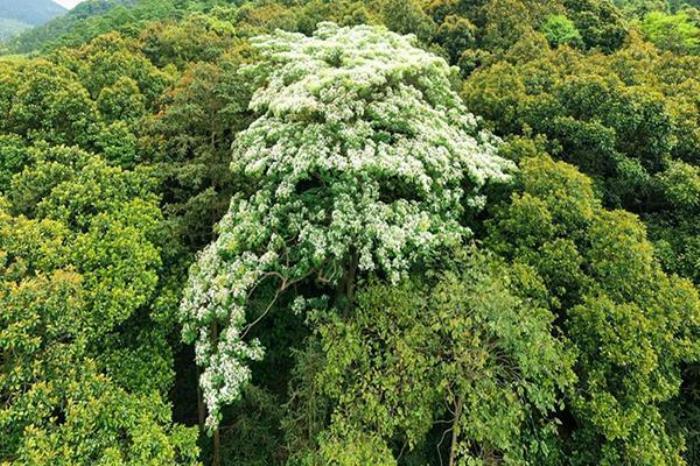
<box><xmin>180</xmin><ymin>23</ymin><xmax>516</xmax><ymax>429</ymax></box>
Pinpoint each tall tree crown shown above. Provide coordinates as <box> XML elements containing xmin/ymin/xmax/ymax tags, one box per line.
<box><xmin>180</xmin><ymin>22</ymin><xmax>515</xmax><ymax>429</ymax></box>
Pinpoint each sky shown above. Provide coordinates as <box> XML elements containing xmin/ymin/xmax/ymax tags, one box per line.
<box><xmin>54</xmin><ymin>0</ymin><xmax>83</xmax><ymax>9</ymax></box>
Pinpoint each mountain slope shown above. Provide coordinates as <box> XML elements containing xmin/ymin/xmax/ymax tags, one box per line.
<box><xmin>0</xmin><ymin>0</ymin><xmax>66</xmax><ymax>26</ymax></box>
<box><xmin>4</xmin><ymin>0</ymin><xmax>210</xmax><ymax>53</ymax></box>
<box><xmin>0</xmin><ymin>18</ymin><xmax>32</xmax><ymax>41</ymax></box>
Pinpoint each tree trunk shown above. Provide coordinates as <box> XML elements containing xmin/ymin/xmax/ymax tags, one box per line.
<box><xmin>211</xmin><ymin>322</ymin><xmax>222</xmax><ymax>466</ymax></box>
<box><xmin>336</xmin><ymin>249</ymin><xmax>359</xmax><ymax>314</ymax></box>
<box><xmin>213</xmin><ymin>429</ymin><xmax>221</xmax><ymax>466</ymax></box>
<box><xmin>197</xmin><ymin>368</ymin><xmax>205</xmax><ymax>431</ymax></box>
<box><xmin>449</xmin><ymin>396</ymin><xmax>464</xmax><ymax>466</ymax></box>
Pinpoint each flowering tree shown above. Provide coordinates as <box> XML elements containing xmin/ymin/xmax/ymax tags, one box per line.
<box><xmin>180</xmin><ymin>22</ymin><xmax>515</xmax><ymax>429</ymax></box>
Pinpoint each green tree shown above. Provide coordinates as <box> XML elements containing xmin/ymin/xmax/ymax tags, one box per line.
<box><xmin>0</xmin><ymin>134</ymin><xmax>27</xmax><ymax>192</ymax></box>
<box><xmin>139</xmin><ymin>43</ymin><xmax>259</xmax><ymax>249</ymax></box>
<box><xmin>380</xmin><ymin>0</ymin><xmax>436</xmax><ymax>41</ymax></box>
<box><xmin>314</xmin><ymin>250</ymin><xmax>574</xmax><ymax>464</ymax></box>
<box><xmin>0</xmin><ymin>145</ymin><xmax>196</xmax><ymax>464</ymax></box>
<box><xmin>435</xmin><ymin>14</ymin><xmax>477</xmax><ymax>63</ymax></box>
<box><xmin>485</xmin><ymin>152</ymin><xmax>700</xmax><ymax>464</ymax></box>
<box><xmin>294</xmin><ymin>0</ymin><xmax>380</xmax><ymax>35</ymax></box>
<box><xmin>541</xmin><ymin>14</ymin><xmax>584</xmax><ymax>47</ymax></box>
<box><xmin>461</xmin><ymin>34</ymin><xmax>700</xmax><ymax>461</ymax></box>
<box><xmin>462</xmin><ymin>42</ymin><xmax>677</xmax><ymax>209</ymax></box>
<box><xmin>641</xmin><ymin>10</ymin><xmax>700</xmax><ymax>54</ymax></box>
<box><xmin>1</xmin><ymin>60</ymin><xmax>98</xmax><ymax>147</ymax></box>
<box><xmin>563</xmin><ymin>0</ymin><xmax>629</xmax><ymax>51</ymax></box>
<box><xmin>57</xmin><ymin>32</ymin><xmax>171</xmax><ymax>106</ymax></box>
<box><xmin>139</xmin><ymin>11</ymin><xmax>238</xmax><ymax>69</ymax></box>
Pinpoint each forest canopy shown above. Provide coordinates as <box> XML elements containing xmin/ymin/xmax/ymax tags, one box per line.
<box><xmin>1</xmin><ymin>0</ymin><xmax>700</xmax><ymax>465</ymax></box>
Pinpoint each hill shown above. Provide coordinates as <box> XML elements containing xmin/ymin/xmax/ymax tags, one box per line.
<box><xmin>4</xmin><ymin>0</ymin><xmax>212</xmax><ymax>53</ymax></box>
<box><xmin>0</xmin><ymin>0</ymin><xmax>66</xmax><ymax>41</ymax></box>
<box><xmin>0</xmin><ymin>0</ymin><xmax>66</xmax><ymax>25</ymax></box>
<box><xmin>0</xmin><ymin>17</ymin><xmax>32</xmax><ymax>41</ymax></box>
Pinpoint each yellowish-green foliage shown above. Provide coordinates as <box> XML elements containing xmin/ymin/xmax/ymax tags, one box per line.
<box><xmin>0</xmin><ymin>145</ymin><xmax>198</xmax><ymax>464</ymax></box>
<box><xmin>486</xmin><ymin>153</ymin><xmax>700</xmax><ymax>464</ymax></box>
<box><xmin>641</xmin><ymin>10</ymin><xmax>700</xmax><ymax>54</ymax></box>
<box><xmin>541</xmin><ymin>14</ymin><xmax>583</xmax><ymax>47</ymax></box>
<box><xmin>315</xmin><ymin>250</ymin><xmax>575</xmax><ymax>464</ymax></box>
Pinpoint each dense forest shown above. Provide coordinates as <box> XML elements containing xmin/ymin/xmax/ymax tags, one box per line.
<box><xmin>1</xmin><ymin>0</ymin><xmax>700</xmax><ymax>465</ymax></box>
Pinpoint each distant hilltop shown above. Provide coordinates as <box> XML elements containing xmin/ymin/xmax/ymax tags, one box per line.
<box><xmin>0</xmin><ymin>0</ymin><xmax>66</xmax><ymax>41</ymax></box>
<box><xmin>1</xmin><ymin>0</ymin><xmax>138</xmax><ymax>52</ymax></box>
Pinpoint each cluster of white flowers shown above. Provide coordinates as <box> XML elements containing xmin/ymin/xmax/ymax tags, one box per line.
<box><xmin>180</xmin><ymin>22</ymin><xmax>515</xmax><ymax>429</ymax></box>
